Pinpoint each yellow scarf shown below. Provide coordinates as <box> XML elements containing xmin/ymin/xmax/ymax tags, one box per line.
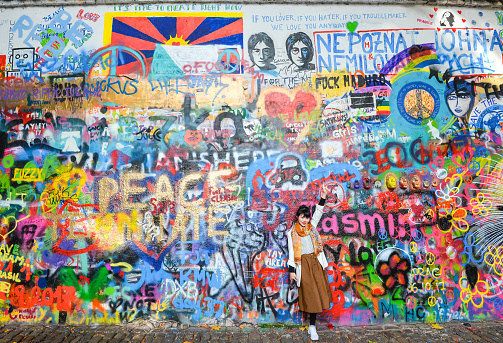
<box><xmin>292</xmin><ymin>221</ymin><xmax>323</xmax><ymax>265</ymax></box>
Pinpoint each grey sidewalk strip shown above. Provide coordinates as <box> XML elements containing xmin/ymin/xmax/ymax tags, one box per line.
<box><xmin>0</xmin><ymin>321</ymin><xmax>503</xmax><ymax>342</ymax></box>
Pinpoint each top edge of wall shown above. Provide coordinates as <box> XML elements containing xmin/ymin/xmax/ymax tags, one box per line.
<box><xmin>0</xmin><ymin>0</ymin><xmax>502</xmax><ymax>9</ymax></box>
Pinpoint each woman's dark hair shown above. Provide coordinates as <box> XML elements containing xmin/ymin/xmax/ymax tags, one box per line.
<box><xmin>285</xmin><ymin>32</ymin><xmax>314</xmax><ymax>66</ymax></box>
<box><xmin>296</xmin><ymin>205</ymin><xmax>312</xmax><ymax>219</ymax></box>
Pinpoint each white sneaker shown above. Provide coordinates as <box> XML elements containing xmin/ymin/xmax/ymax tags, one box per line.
<box><xmin>308</xmin><ymin>325</ymin><xmax>319</xmax><ymax>341</ymax></box>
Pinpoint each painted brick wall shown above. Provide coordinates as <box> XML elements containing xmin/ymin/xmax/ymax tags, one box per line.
<box><xmin>0</xmin><ymin>1</ymin><xmax>502</xmax><ymax>327</ymax></box>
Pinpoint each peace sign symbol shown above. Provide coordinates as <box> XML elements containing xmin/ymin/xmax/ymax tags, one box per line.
<box><xmin>426</xmin><ymin>252</ymin><xmax>436</xmax><ymax>265</ymax></box>
<box><xmin>86</xmin><ymin>45</ymin><xmax>147</xmax><ymax>79</ymax></box>
<box><xmin>494</xmin><ymin>297</ymin><xmax>503</xmax><ymax>311</ymax></box>
<box><xmin>446</xmin><ymin>290</ymin><xmax>455</xmax><ymax>303</ymax></box>
<box><xmin>428</xmin><ymin>296</ymin><xmax>437</xmax><ymax>307</ymax></box>
<box><xmin>418</xmin><ymin>166</ymin><xmax>428</xmax><ymax>175</ymax></box>
<box><xmin>406</xmin><ymin>296</ymin><xmax>417</xmax><ymax>309</ymax></box>
<box><xmin>412</xmin><ymin>230</ymin><xmax>423</xmax><ymax>242</ymax></box>
<box><xmin>410</xmin><ymin>242</ymin><xmax>418</xmax><ymax>253</ymax></box>
<box><xmin>468</xmin><ymin>161</ymin><xmax>480</xmax><ymax>173</ymax></box>
<box><xmin>217</xmin><ymin>49</ymin><xmax>240</xmax><ymax>74</ymax></box>
<box><xmin>475</xmin><ymin>147</ymin><xmax>489</xmax><ymax>158</ymax></box>
<box><xmin>378</xmin><ymin>228</ymin><xmax>387</xmax><ymax>240</ymax></box>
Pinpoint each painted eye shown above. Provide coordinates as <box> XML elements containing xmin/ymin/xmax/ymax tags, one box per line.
<box><xmin>15</xmin><ymin>54</ymin><xmax>20</xmax><ymax>59</ymax></box>
<box><xmin>23</xmin><ymin>54</ymin><xmax>28</xmax><ymax>58</ymax></box>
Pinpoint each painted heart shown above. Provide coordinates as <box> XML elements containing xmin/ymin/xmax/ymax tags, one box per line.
<box><xmin>462</xmin><ymin>19</ymin><xmax>466</xmax><ymax>22</ymax></box>
<box><xmin>262</xmin><ymin>89</ymin><xmax>318</xmax><ymax>119</ymax></box>
<box><xmin>437</xmin><ymin>27</ymin><xmax>441</xmax><ymax>31</ymax></box>
<box><xmin>429</xmin><ymin>156</ymin><xmax>445</xmax><ymax>173</ymax></box>
<box><xmin>429</xmin><ymin>14</ymin><xmax>434</xmax><ymax>18</ymax></box>
<box><xmin>434</xmin><ymin>7</ymin><xmax>438</xmax><ymax>11</ymax></box>
<box><xmin>452</xmin><ymin>28</ymin><xmax>456</xmax><ymax>32</ymax></box>
<box><xmin>346</xmin><ymin>21</ymin><xmax>358</xmax><ymax>33</ymax></box>
<box><xmin>458</xmin><ymin>10</ymin><xmax>462</xmax><ymax>14</ymax></box>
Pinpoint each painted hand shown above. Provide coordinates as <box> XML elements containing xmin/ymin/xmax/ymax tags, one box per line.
<box><xmin>321</xmin><ymin>183</ymin><xmax>329</xmax><ymax>199</ymax></box>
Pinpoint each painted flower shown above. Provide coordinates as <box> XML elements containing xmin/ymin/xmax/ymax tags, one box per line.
<box><xmin>435</xmin><ymin>184</ymin><xmax>459</xmax><ymax>201</ymax></box>
<box><xmin>437</xmin><ymin>206</ymin><xmax>469</xmax><ymax>233</ymax></box>
<box><xmin>470</xmin><ymin>193</ymin><xmax>492</xmax><ymax>218</ymax></box>
<box><xmin>484</xmin><ymin>245</ymin><xmax>503</xmax><ymax>275</ymax></box>
<box><xmin>459</xmin><ymin>233</ymin><xmax>483</xmax><ymax>266</ymax></box>
<box><xmin>459</xmin><ymin>277</ymin><xmax>489</xmax><ymax>308</ymax></box>
<box><xmin>376</xmin><ymin>252</ymin><xmax>411</xmax><ymax>290</ymax></box>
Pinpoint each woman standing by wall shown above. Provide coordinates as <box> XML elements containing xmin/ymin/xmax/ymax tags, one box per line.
<box><xmin>287</xmin><ymin>183</ymin><xmax>333</xmax><ymax>341</ymax></box>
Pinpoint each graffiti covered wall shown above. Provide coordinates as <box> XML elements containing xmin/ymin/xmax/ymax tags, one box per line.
<box><xmin>1</xmin><ymin>2</ymin><xmax>503</xmax><ymax>326</ymax></box>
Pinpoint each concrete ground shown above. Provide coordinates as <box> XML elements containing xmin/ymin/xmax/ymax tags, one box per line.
<box><xmin>0</xmin><ymin>320</ymin><xmax>502</xmax><ymax>342</ymax></box>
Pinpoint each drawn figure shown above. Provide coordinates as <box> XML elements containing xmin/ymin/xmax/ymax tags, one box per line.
<box><xmin>481</xmin><ymin>109</ymin><xmax>503</xmax><ymax>144</ymax></box>
<box><xmin>445</xmin><ymin>80</ymin><xmax>475</xmax><ymax>129</ymax></box>
<box><xmin>427</xmin><ymin>120</ymin><xmax>441</xmax><ymax>140</ymax></box>
<box><xmin>11</xmin><ymin>48</ymin><xmax>35</xmax><ymax>70</ymax></box>
<box><xmin>286</xmin><ymin>32</ymin><xmax>314</xmax><ymax>71</ymax></box>
<box><xmin>440</xmin><ymin>11</ymin><xmax>455</xmax><ymax>27</ymax></box>
<box><xmin>248</xmin><ymin>32</ymin><xmax>276</xmax><ymax>70</ymax></box>
<box><xmin>281</xmin><ymin>32</ymin><xmax>315</xmax><ymax>78</ymax></box>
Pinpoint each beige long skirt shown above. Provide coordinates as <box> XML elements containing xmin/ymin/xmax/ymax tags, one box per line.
<box><xmin>298</xmin><ymin>253</ymin><xmax>333</xmax><ymax>313</ymax></box>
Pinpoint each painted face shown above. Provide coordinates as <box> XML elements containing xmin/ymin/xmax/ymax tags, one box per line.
<box><xmin>251</xmin><ymin>41</ymin><xmax>274</xmax><ymax>69</ymax></box>
<box><xmin>290</xmin><ymin>41</ymin><xmax>310</xmax><ymax>67</ymax></box>
<box><xmin>411</xmin><ymin>175</ymin><xmax>421</xmax><ymax>189</ymax></box>
<box><xmin>297</xmin><ymin>214</ymin><xmax>310</xmax><ymax>227</ymax></box>
<box><xmin>422</xmin><ymin>179</ymin><xmax>430</xmax><ymax>189</ymax></box>
<box><xmin>386</xmin><ymin>174</ymin><xmax>397</xmax><ymax>190</ymax></box>
<box><xmin>431</xmin><ymin>178</ymin><xmax>439</xmax><ymax>188</ymax></box>
<box><xmin>399</xmin><ymin>176</ymin><xmax>408</xmax><ymax>189</ymax></box>
<box><xmin>363</xmin><ymin>177</ymin><xmax>372</xmax><ymax>189</ymax></box>
<box><xmin>353</xmin><ymin>180</ymin><xmax>360</xmax><ymax>189</ymax></box>
<box><xmin>447</xmin><ymin>91</ymin><xmax>472</xmax><ymax>118</ymax></box>
<box><xmin>12</xmin><ymin>48</ymin><xmax>34</xmax><ymax>70</ymax></box>
<box><xmin>221</xmin><ymin>118</ymin><xmax>236</xmax><ymax>138</ymax></box>
<box><xmin>184</xmin><ymin>129</ymin><xmax>203</xmax><ymax>146</ymax></box>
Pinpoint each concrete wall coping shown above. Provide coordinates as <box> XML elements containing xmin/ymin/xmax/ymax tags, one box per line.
<box><xmin>0</xmin><ymin>0</ymin><xmax>502</xmax><ymax>9</ymax></box>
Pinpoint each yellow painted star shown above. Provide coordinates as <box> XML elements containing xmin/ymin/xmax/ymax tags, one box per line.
<box><xmin>211</xmin><ymin>326</ymin><xmax>222</xmax><ymax>331</ymax></box>
<box><xmin>300</xmin><ymin>326</ymin><xmax>309</xmax><ymax>331</ymax></box>
<box><xmin>431</xmin><ymin>323</ymin><xmax>443</xmax><ymax>329</ymax></box>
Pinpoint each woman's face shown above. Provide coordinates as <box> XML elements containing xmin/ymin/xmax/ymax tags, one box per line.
<box><xmin>291</xmin><ymin>41</ymin><xmax>309</xmax><ymax>67</ymax></box>
<box><xmin>298</xmin><ymin>214</ymin><xmax>310</xmax><ymax>227</ymax></box>
<box><xmin>447</xmin><ymin>91</ymin><xmax>472</xmax><ymax>118</ymax></box>
<box><xmin>252</xmin><ymin>41</ymin><xmax>273</xmax><ymax>69</ymax></box>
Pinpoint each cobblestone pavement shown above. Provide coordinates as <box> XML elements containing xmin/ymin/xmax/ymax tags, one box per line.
<box><xmin>0</xmin><ymin>320</ymin><xmax>502</xmax><ymax>342</ymax></box>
